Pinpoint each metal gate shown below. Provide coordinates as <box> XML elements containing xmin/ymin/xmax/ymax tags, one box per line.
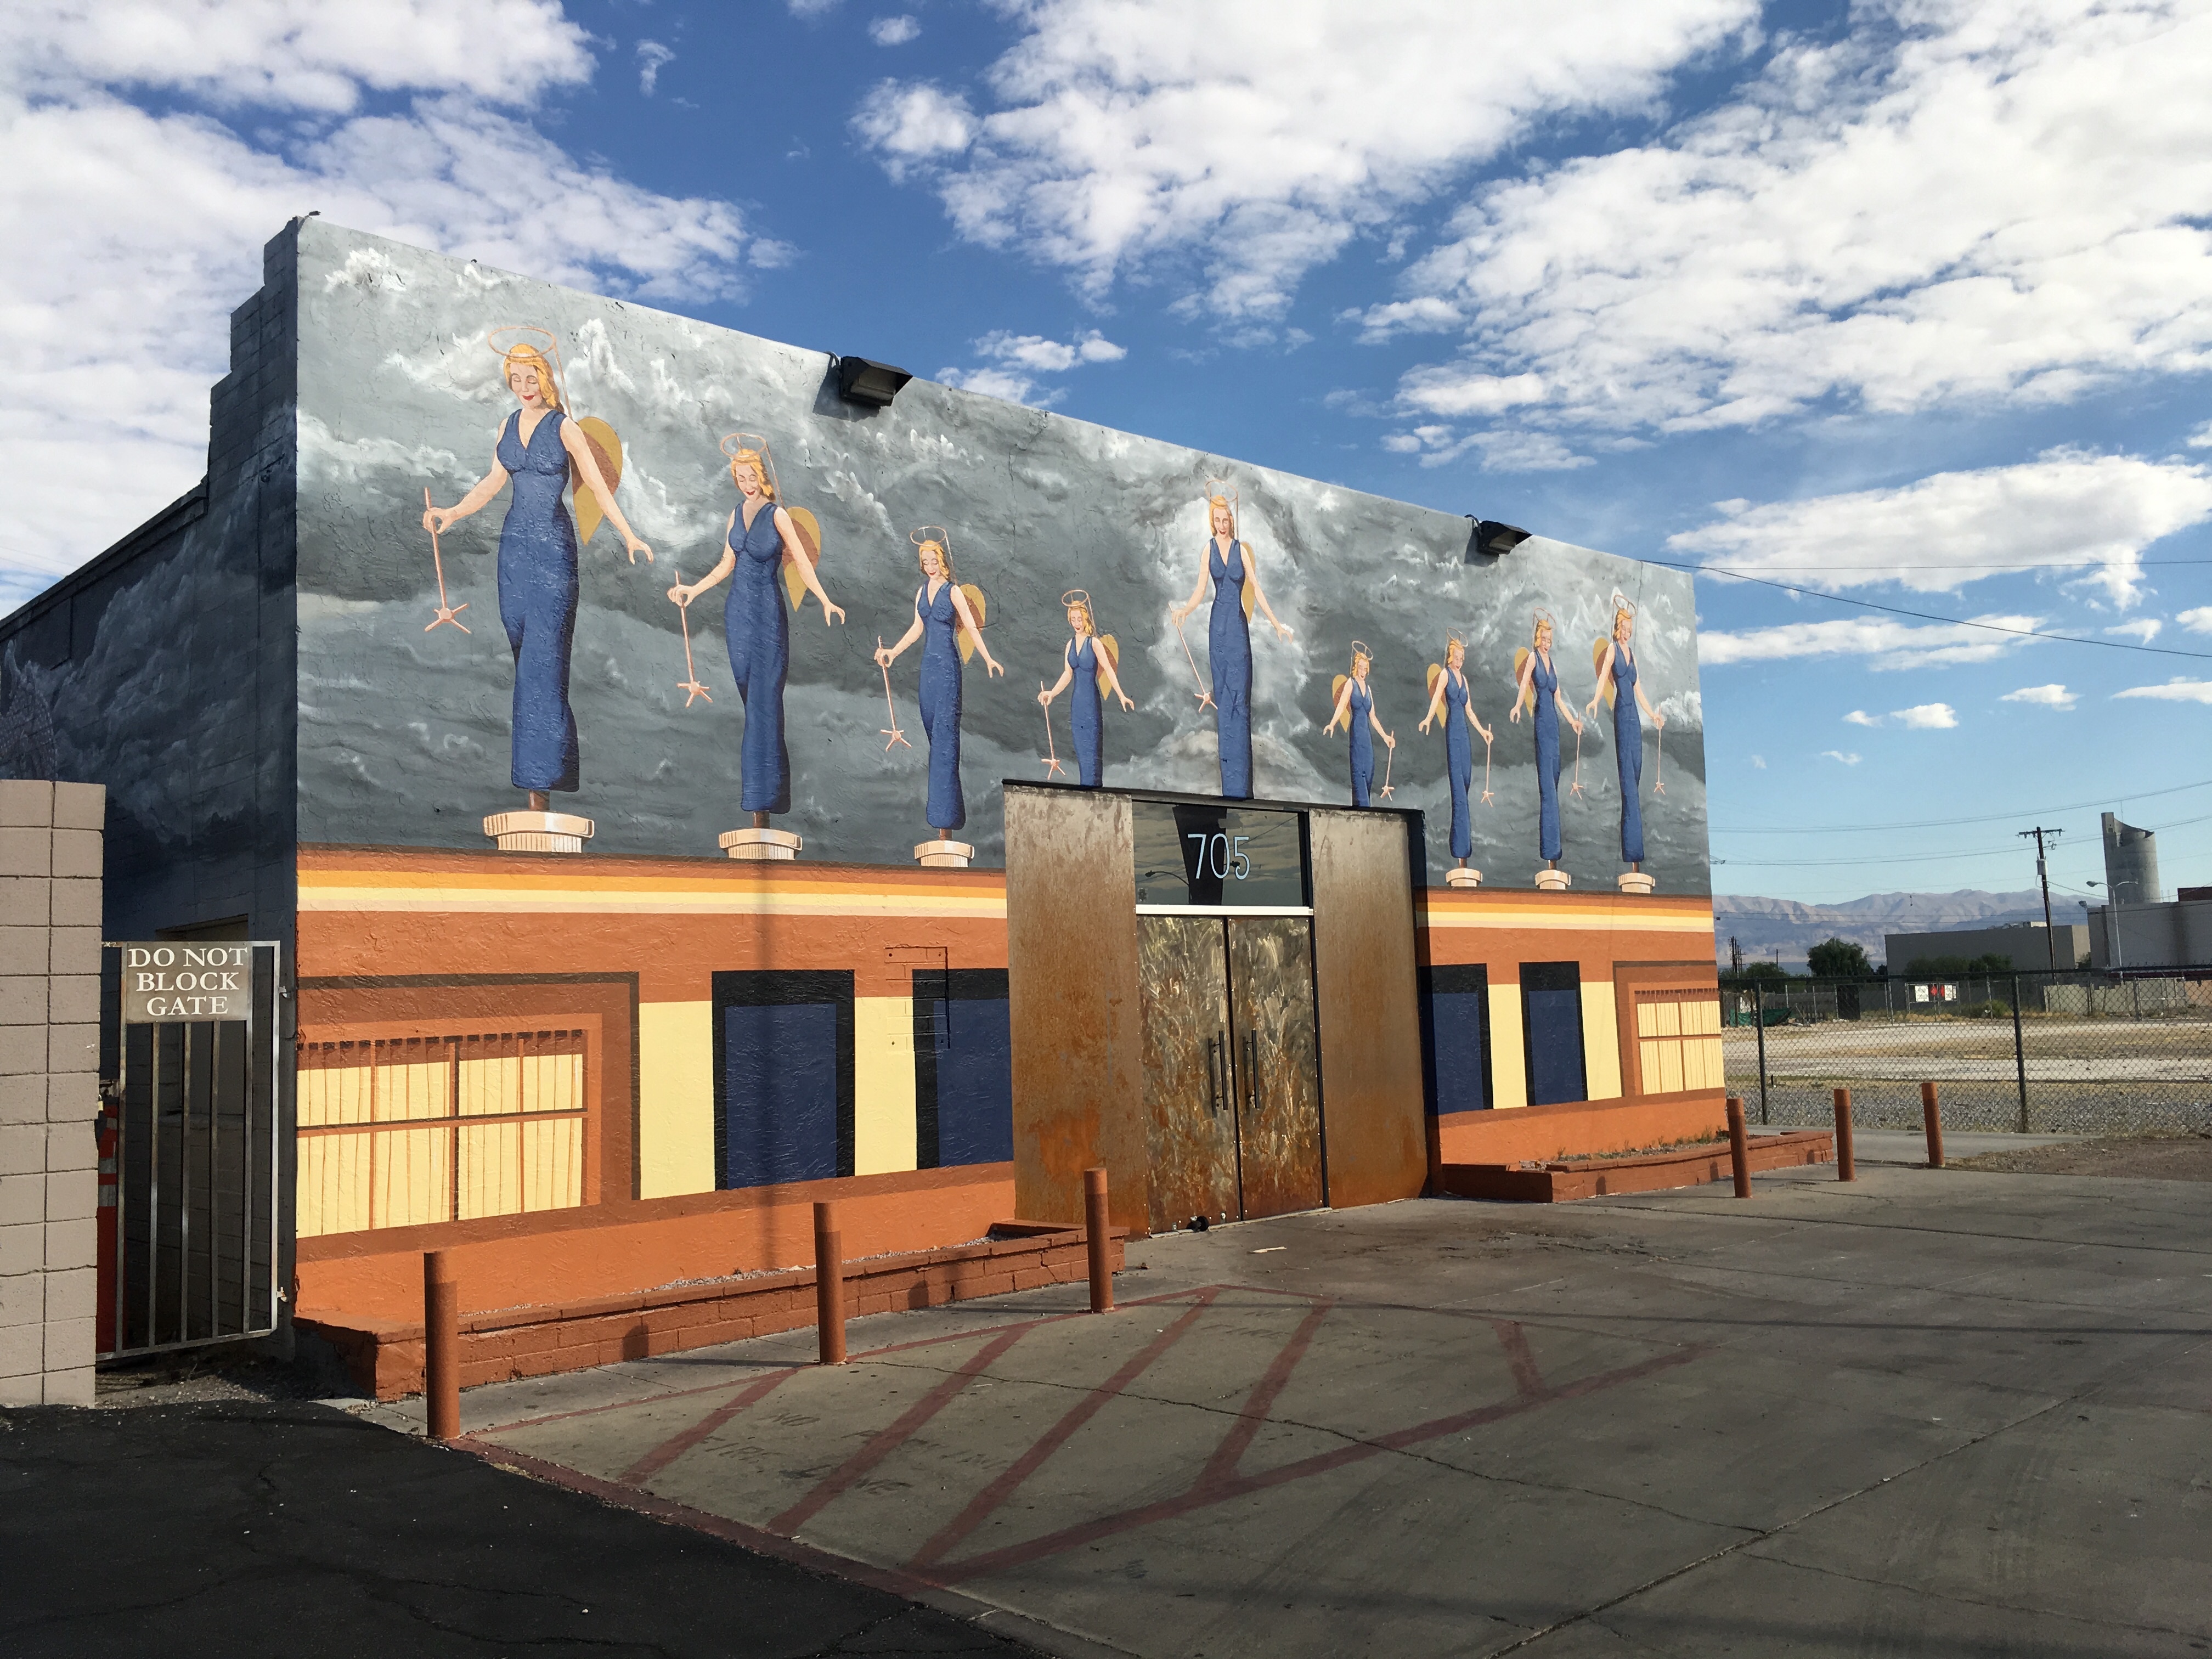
<box><xmin>100</xmin><ymin>940</ymin><xmax>283</xmax><ymax>1359</ymax></box>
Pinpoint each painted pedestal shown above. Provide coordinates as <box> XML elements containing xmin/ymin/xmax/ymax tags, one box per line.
<box><xmin>720</xmin><ymin>827</ymin><xmax>803</xmax><ymax>862</ymax></box>
<box><xmin>1616</xmin><ymin>872</ymin><xmax>1655</xmax><ymax>895</ymax></box>
<box><xmin>483</xmin><ymin>811</ymin><xmax>593</xmax><ymax>854</ymax></box>
<box><xmin>915</xmin><ymin>838</ymin><xmax>975</xmax><ymax>870</ymax></box>
<box><xmin>1533</xmin><ymin>868</ymin><xmax>1572</xmax><ymax>891</ymax></box>
<box><xmin>1444</xmin><ymin>868</ymin><xmax>1482</xmax><ymax>889</ymax></box>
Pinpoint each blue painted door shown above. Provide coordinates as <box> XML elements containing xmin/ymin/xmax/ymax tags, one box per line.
<box><xmin>1521</xmin><ymin>962</ymin><xmax>1587</xmax><ymax>1107</ymax></box>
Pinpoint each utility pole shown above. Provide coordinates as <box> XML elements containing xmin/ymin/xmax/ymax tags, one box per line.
<box><xmin>1729</xmin><ymin>935</ymin><xmax>1743</xmax><ymax>973</ymax></box>
<box><xmin>2018</xmin><ymin>826</ymin><xmax>2064</xmax><ymax>971</ymax></box>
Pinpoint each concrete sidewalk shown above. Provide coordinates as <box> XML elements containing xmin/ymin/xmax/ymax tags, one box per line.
<box><xmin>348</xmin><ymin>1161</ymin><xmax>2212</xmax><ymax>1658</ymax></box>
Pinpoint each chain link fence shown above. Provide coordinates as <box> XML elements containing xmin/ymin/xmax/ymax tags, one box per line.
<box><xmin>1723</xmin><ymin>970</ymin><xmax>2212</xmax><ymax>1134</ymax></box>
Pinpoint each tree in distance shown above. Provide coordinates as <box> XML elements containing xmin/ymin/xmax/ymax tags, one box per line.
<box><xmin>1807</xmin><ymin>938</ymin><xmax>1874</xmax><ymax>979</ymax></box>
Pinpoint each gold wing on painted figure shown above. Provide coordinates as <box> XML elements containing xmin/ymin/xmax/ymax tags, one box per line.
<box><xmin>1097</xmin><ymin>633</ymin><xmax>1120</xmax><ymax>691</ymax></box>
<box><xmin>956</xmin><ymin>582</ymin><xmax>988</xmax><ymax>663</ymax></box>
<box><xmin>781</xmin><ymin>506</ymin><xmax>823</xmax><ymax>611</ymax></box>
<box><xmin>570</xmin><ymin>417</ymin><xmax>623</xmax><ymax>546</ymax></box>
<box><xmin>1592</xmin><ymin>639</ymin><xmax>1616</xmax><ymax>707</ymax></box>
<box><xmin>1426</xmin><ymin>662</ymin><xmax>1444</xmax><ymax>698</ymax></box>
<box><xmin>1330</xmin><ymin>673</ymin><xmax>1349</xmax><ymax>712</ymax></box>
<box><xmin>1512</xmin><ymin>646</ymin><xmax>1535</xmax><ymax>714</ymax></box>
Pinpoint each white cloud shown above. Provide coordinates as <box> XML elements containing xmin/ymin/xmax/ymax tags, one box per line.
<box><xmin>788</xmin><ymin>0</ymin><xmax>842</xmax><ymax>16</ymax></box>
<box><xmin>1892</xmin><ymin>702</ymin><xmax>1957</xmax><ymax>729</ymax></box>
<box><xmin>937</xmin><ymin>365</ymin><xmax>1052</xmax><ymax>406</ymax></box>
<box><xmin>2114</xmin><ymin>678</ymin><xmax>2212</xmax><ymax>704</ymax></box>
<box><xmin>856</xmin><ymin>0</ymin><xmax>1756</xmax><ymax>314</ymax></box>
<box><xmin>938</xmin><ymin>327</ymin><xmax>1126</xmax><ymax>407</ymax></box>
<box><xmin>2002</xmin><ymin>684</ymin><xmax>2078</xmax><ymax>708</ymax></box>
<box><xmin>1842</xmin><ymin>709</ymin><xmax>1880</xmax><ymax>727</ymax></box>
<box><xmin>2188</xmin><ymin>420</ymin><xmax>2212</xmax><ymax>449</ymax></box>
<box><xmin>2179</xmin><ymin>606</ymin><xmax>2212</xmax><ymax>634</ymax></box>
<box><xmin>1750</xmin><ymin>754</ymin><xmax>1765</xmax><ymax>768</ymax></box>
<box><xmin>850</xmin><ymin>81</ymin><xmax>974</xmax><ymax>178</ymax></box>
<box><xmin>635</xmin><ymin>40</ymin><xmax>674</xmax><ymax>96</ymax></box>
<box><xmin>2107</xmin><ymin>618</ymin><xmax>2164</xmax><ymax>644</ymax></box>
<box><xmin>0</xmin><ymin>8</ymin><xmax>751</xmax><ymax>611</ymax></box>
<box><xmin>1697</xmin><ymin>613</ymin><xmax>2042</xmax><ymax>672</ymax></box>
<box><xmin>1667</xmin><ymin>452</ymin><xmax>2212</xmax><ymax>610</ymax></box>
<box><xmin>0</xmin><ymin>0</ymin><xmax>594</xmax><ymax>110</ymax></box>
<box><xmin>1820</xmin><ymin>751</ymin><xmax>1863</xmax><ymax>766</ymax></box>
<box><xmin>1375</xmin><ymin>0</ymin><xmax>2212</xmax><ymax>443</ymax></box>
<box><xmin>868</xmin><ymin>15</ymin><xmax>921</xmax><ymax>45</ymax></box>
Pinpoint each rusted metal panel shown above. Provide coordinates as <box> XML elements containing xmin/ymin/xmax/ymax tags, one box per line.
<box><xmin>1138</xmin><ymin>917</ymin><xmax>1240</xmax><ymax>1232</ymax></box>
<box><xmin>1309</xmin><ymin>810</ymin><xmax>1427</xmax><ymax>1205</ymax></box>
<box><xmin>1005</xmin><ymin>786</ymin><xmax>1147</xmax><ymax>1232</ymax></box>
<box><xmin>1227</xmin><ymin>917</ymin><xmax>1325</xmax><ymax>1218</ymax></box>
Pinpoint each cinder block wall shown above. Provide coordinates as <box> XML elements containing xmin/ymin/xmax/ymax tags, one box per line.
<box><xmin>0</xmin><ymin>779</ymin><xmax>104</xmax><ymax>1406</ymax></box>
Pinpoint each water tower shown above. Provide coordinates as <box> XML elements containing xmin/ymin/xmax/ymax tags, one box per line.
<box><xmin>2102</xmin><ymin>811</ymin><xmax>2160</xmax><ymax>906</ymax></box>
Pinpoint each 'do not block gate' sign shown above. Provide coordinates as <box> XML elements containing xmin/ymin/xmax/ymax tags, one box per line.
<box><xmin>119</xmin><ymin>943</ymin><xmax>256</xmax><ymax>1023</ymax></box>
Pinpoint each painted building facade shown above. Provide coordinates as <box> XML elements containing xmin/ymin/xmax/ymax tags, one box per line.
<box><xmin>0</xmin><ymin>221</ymin><xmax>1723</xmax><ymax>1368</ymax></box>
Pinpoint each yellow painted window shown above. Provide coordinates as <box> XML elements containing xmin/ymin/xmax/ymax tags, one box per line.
<box><xmin>1633</xmin><ymin>991</ymin><xmax>1723</xmax><ymax>1097</ymax></box>
<box><xmin>296</xmin><ymin>1030</ymin><xmax>587</xmax><ymax>1238</ymax></box>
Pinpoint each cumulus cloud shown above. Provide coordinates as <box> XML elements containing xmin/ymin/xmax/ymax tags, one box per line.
<box><xmin>0</xmin><ymin>3</ymin><xmax>751</xmax><ymax>611</ymax></box>
<box><xmin>1750</xmin><ymin>754</ymin><xmax>1765</xmax><ymax>768</ymax></box>
<box><xmin>1842</xmin><ymin>709</ymin><xmax>1880</xmax><ymax>727</ymax></box>
<box><xmin>635</xmin><ymin>40</ymin><xmax>674</xmax><ymax>96</ymax></box>
<box><xmin>850</xmin><ymin>81</ymin><xmax>974</xmax><ymax>178</ymax></box>
<box><xmin>2180</xmin><ymin>606</ymin><xmax>2212</xmax><ymax>634</ymax></box>
<box><xmin>868</xmin><ymin>15</ymin><xmax>921</xmax><ymax>45</ymax></box>
<box><xmin>2114</xmin><ymin>678</ymin><xmax>2212</xmax><ymax>704</ymax></box>
<box><xmin>938</xmin><ymin>328</ymin><xmax>1126</xmax><ymax>407</ymax></box>
<box><xmin>854</xmin><ymin>0</ymin><xmax>1756</xmax><ymax>313</ymax></box>
<box><xmin>1373</xmin><ymin>0</ymin><xmax>2212</xmax><ymax>447</ymax></box>
<box><xmin>2002</xmin><ymin>684</ymin><xmax>2078</xmax><ymax>708</ymax></box>
<box><xmin>2107</xmin><ymin>618</ymin><xmax>2164</xmax><ymax>644</ymax></box>
<box><xmin>1820</xmin><ymin>751</ymin><xmax>1862</xmax><ymax>765</ymax></box>
<box><xmin>1892</xmin><ymin>703</ymin><xmax>1957</xmax><ymax>729</ymax></box>
<box><xmin>1667</xmin><ymin>452</ymin><xmax>2212</xmax><ymax>608</ymax></box>
<box><xmin>1698</xmin><ymin>614</ymin><xmax>2042</xmax><ymax>672</ymax></box>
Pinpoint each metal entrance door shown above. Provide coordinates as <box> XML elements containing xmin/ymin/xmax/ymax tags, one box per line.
<box><xmin>1224</xmin><ymin>917</ymin><xmax>1324</xmax><ymax>1218</ymax></box>
<box><xmin>103</xmin><ymin>941</ymin><xmax>282</xmax><ymax>1358</ymax></box>
<box><xmin>1139</xmin><ymin>917</ymin><xmax>1241</xmax><ymax>1233</ymax></box>
<box><xmin>1138</xmin><ymin>914</ymin><xmax>1324</xmax><ymax>1230</ymax></box>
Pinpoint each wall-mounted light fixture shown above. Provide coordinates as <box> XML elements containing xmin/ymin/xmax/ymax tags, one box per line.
<box><xmin>1464</xmin><ymin>517</ymin><xmax>1533</xmax><ymax>561</ymax></box>
<box><xmin>834</xmin><ymin>356</ymin><xmax>913</xmax><ymax>408</ymax></box>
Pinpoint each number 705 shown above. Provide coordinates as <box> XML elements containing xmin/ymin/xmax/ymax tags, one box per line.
<box><xmin>1187</xmin><ymin>832</ymin><xmax>1250</xmax><ymax>881</ymax></box>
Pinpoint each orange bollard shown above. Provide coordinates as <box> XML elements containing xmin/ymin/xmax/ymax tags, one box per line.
<box><xmin>814</xmin><ymin>1201</ymin><xmax>847</xmax><ymax>1364</ymax></box>
<box><xmin>1084</xmin><ymin>1167</ymin><xmax>1114</xmax><ymax>1313</ymax></box>
<box><xmin>1921</xmin><ymin>1080</ymin><xmax>1945</xmax><ymax>1169</ymax></box>
<box><xmin>1833</xmin><ymin>1087</ymin><xmax>1857</xmax><ymax>1182</ymax></box>
<box><xmin>423</xmin><ymin>1250</ymin><xmax>459</xmax><ymax>1441</ymax></box>
<box><xmin>1725</xmin><ymin>1096</ymin><xmax>1752</xmax><ymax>1198</ymax></box>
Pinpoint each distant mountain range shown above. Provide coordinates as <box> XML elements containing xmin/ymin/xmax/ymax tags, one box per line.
<box><xmin>1713</xmin><ymin>890</ymin><xmax>2048</xmax><ymax>970</ymax></box>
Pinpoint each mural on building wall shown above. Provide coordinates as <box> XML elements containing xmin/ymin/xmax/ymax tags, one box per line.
<box><xmin>293</xmin><ymin>222</ymin><xmax>1711</xmax><ymax>890</ymax></box>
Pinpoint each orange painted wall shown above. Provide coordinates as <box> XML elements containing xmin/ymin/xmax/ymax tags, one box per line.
<box><xmin>1435</xmin><ymin>1093</ymin><xmax>1729</xmax><ymax>1165</ymax></box>
<box><xmin>294</xmin><ymin>1163</ymin><xmax>1015</xmax><ymax>1326</ymax></box>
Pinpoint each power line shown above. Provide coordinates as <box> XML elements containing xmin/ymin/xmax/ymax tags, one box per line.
<box><xmin>1712</xmin><ymin>774</ymin><xmax>2212</xmax><ymax>834</ymax></box>
<box><xmin>1657</xmin><ymin>559</ymin><xmax>2212</xmax><ymax>659</ymax></box>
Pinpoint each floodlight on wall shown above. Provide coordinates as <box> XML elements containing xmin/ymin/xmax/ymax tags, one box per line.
<box><xmin>834</xmin><ymin>356</ymin><xmax>913</xmax><ymax>407</ymax></box>
<box><xmin>1476</xmin><ymin>520</ymin><xmax>1532</xmax><ymax>557</ymax></box>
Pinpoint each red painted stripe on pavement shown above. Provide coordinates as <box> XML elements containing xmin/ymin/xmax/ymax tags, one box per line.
<box><xmin>907</xmin><ymin>1290</ymin><xmax>1221</xmax><ymax>1571</ymax></box>
<box><xmin>1195</xmin><ymin>1299</ymin><xmax>1333</xmax><ymax>1492</ymax></box>
<box><xmin>767</xmin><ymin>1325</ymin><xmax>1031</xmax><ymax>1537</ymax></box>
<box><xmin>620</xmin><ymin>1367</ymin><xmax>795</xmax><ymax>1487</ymax></box>
<box><xmin>1494</xmin><ymin>1319</ymin><xmax>1545</xmax><ymax>1400</ymax></box>
<box><xmin>930</xmin><ymin>1346</ymin><xmax>1703</xmax><ymax>1585</ymax></box>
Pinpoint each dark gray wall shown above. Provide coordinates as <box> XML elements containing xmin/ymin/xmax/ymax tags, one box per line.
<box><xmin>0</xmin><ymin>227</ymin><xmax>300</xmax><ymax>949</ymax></box>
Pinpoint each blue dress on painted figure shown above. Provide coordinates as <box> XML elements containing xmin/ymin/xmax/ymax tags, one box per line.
<box><xmin>917</xmin><ymin>581</ymin><xmax>966</xmax><ymax>831</ymax></box>
<box><xmin>1066</xmin><ymin>635</ymin><xmax>1103</xmax><ymax>788</ymax></box>
<box><xmin>495</xmin><ymin>409</ymin><xmax>581</xmax><ymax>793</ymax></box>
<box><xmin>1443</xmin><ymin>672</ymin><xmax>1475</xmax><ymax>860</ymax></box>
<box><xmin>1531</xmin><ymin>651</ymin><xmax>1565</xmax><ymax>863</ymax></box>
<box><xmin>1346</xmin><ymin>679</ymin><xmax>1375</xmax><ymax>807</ymax></box>
<box><xmin>1610</xmin><ymin>646</ymin><xmax>1645</xmax><ymax>864</ymax></box>
<box><xmin>1209</xmin><ymin>539</ymin><xmax>1254</xmax><ymax>798</ymax></box>
<box><xmin>724</xmin><ymin>503</ymin><xmax>792</xmax><ymax>814</ymax></box>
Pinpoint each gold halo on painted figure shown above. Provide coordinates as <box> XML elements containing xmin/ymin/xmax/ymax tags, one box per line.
<box><xmin>486</xmin><ymin>326</ymin><xmax>567</xmax><ymax>408</ymax></box>
<box><xmin>720</xmin><ymin>432</ymin><xmax>782</xmax><ymax>500</ymax></box>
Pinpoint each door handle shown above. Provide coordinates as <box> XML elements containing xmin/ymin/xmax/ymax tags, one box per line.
<box><xmin>1207</xmin><ymin>1031</ymin><xmax>1226</xmax><ymax>1117</ymax></box>
<box><xmin>1245</xmin><ymin>1030</ymin><xmax>1260</xmax><ymax>1115</ymax></box>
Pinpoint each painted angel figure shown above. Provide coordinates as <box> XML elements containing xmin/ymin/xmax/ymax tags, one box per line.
<box><xmin>666</xmin><ymin>435</ymin><xmax>844</xmax><ymax>828</ymax></box>
<box><xmin>1321</xmin><ymin>641</ymin><xmax>1394</xmax><ymax>808</ymax></box>
<box><xmin>1508</xmin><ymin>610</ymin><xmax>1583</xmax><ymax>872</ymax></box>
<box><xmin>1038</xmin><ymin>589</ymin><xmax>1133</xmax><ymax>788</ymax></box>
<box><xmin>1584</xmin><ymin>593</ymin><xmax>1665</xmax><ymax>874</ymax></box>
<box><xmin>875</xmin><ymin>529</ymin><xmax>1003</xmax><ymax>837</ymax></box>
<box><xmin>1169</xmin><ymin>484</ymin><xmax>1293</xmax><ymax>799</ymax></box>
<box><xmin>1418</xmin><ymin>634</ymin><xmax>1495</xmax><ymax>874</ymax></box>
<box><xmin>421</xmin><ymin>329</ymin><xmax>651</xmax><ymax>810</ymax></box>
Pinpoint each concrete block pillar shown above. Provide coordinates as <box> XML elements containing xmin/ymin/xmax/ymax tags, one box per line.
<box><xmin>0</xmin><ymin>779</ymin><xmax>104</xmax><ymax>1407</ymax></box>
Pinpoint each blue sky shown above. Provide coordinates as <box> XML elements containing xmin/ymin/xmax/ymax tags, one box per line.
<box><xmin>7</xmin><ymin>0</ymin><xmax>2212</xmax><ymax>913</ymax></box>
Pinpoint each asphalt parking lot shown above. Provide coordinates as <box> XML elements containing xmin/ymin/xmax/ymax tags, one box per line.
<box><xmin>340</xmin><ymin>1153</ymin><xmax>2212</xmax><ymax>1658</ymax></box>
